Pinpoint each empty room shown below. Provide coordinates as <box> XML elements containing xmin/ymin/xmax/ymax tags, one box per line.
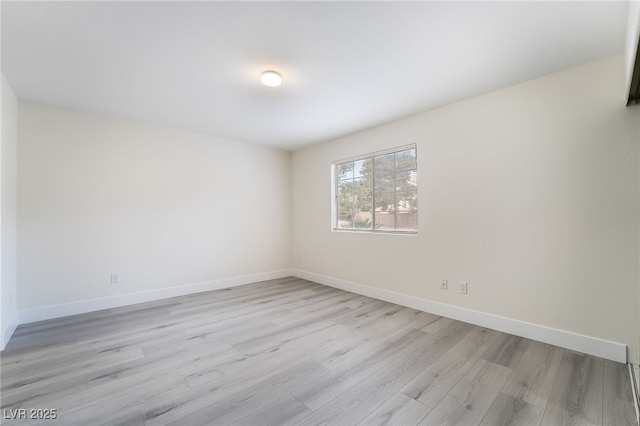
<box><xmin>2</xmin><ymin>1</ymin><xmax>640</xmax><ymax>425</ymax></box>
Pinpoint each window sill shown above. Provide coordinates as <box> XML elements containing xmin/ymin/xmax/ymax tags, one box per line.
<box><xmin>332</xmin><ymin>228</ymin><xmax>417</xmax><ymax>236</ymax></box>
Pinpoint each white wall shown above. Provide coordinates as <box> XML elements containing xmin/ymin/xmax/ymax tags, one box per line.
<box><xmin>292</xmin><ymin>55</ymin><xmax>640</xmax><ymax>363</ymax></box>
<box><xmin>17</xmin><ymin>103</ymin><xmax>291</xmax><ymax>318</ymax></box>
<box><xmin>2</xmin><ymin>73</ymin><xmax>19</xmax><ymax>349</ymax></box>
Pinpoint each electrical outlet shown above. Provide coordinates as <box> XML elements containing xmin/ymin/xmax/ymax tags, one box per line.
<box><xmin>441</xmin><ymin>279</ymin><xmax>448</xmax><ymax>290</ymax></box>
<box><xmin>111</xmin><ymin>273</ymin><xmax>120</xmax><ymax>284</ymax></box>
<box><xmin>459</xmin><ymin>281</ymin><xmax>468</xmax><ymax>294</ymax></box>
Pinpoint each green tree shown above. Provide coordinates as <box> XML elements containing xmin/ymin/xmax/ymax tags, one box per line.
<box><xmin>374</xmin><ymin>149</ymin><xmax>417</xmax><ymax>212</ymax></box>
<box><xmin>336</xmin><ymin>159</ymin><xmax>372</xmax><ymax>229</ymax></box>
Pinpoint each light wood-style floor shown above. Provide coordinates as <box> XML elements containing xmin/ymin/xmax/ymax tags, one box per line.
<box><xmin>1</xmin><ymin>277</ymin><xmax>637</xmax><ymax>426</ymax></box>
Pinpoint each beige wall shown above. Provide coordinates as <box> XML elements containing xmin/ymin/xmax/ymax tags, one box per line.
<box><xmin>292</xmin><ymin>55</ymin><xmax>640</xmax><ymax>363</ymax></box>
<box><xmin>1</xmin><ymin>73</ymin><xmax>19</xmax><ymax>348</ymax></box>
<box><xmin>17</xmin><ymin>103</ymin><xmax>291</xmax><ymax>310</ymax></box>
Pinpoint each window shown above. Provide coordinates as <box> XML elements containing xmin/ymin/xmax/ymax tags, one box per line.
<box><xmin>333</xmin><ymin>145</ymin><xmax>417</xmax><ymax>233</ymax></box>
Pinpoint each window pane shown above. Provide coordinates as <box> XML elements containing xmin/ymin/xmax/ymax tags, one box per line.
<box><xmin>374</xmin><ymin>190</ymin><xmax>395</xmax><ymax>233</ymax></box>
<box><xmin>375</xmin><ymin>217</ymin><xmax>395</xmax><ymax>231</ymax></box>
<box><xmin>395</xmin><ymin>168</ymin><xmax>417</xmax><ymax>190</ymax></box>
<box><xmin>374</xmin><ymin>154</ymin><xmax>394</xmax><ymax>196</ymax></box>
<box><xmin>396</xmin><ymin>190</ymin><xmax>418</xmax><ymax>231</ymax></box>
<box><xmin>353</xmin><ymin>209</ymin><xmax>373</xmax><ymax>230</ymax></box>
<box><xmin>374</xmin><ymin>191</ymin><xmax>394</xmax><ymax>211</ymax></box>
<box><xmin>354</xmin><ymin>158</ymin><xmax>370</xmax><ymax>179</ymax></box>
<box><xmin>337</xmin><ymin>212</ymin><xmax>353</xmax><ymax>229</ymax></box>
<box><xmin>396</xmin><ymin>211</ymin><xmax>418</xmax><ymax>231</ymax></box>
<box><xmin>374</xmin><ymin>153</ymin><xmax>394</xmax><ymax>173</ymax></box>
<box><xmin>336</xmin><ymin>180</ymin><xmax>355</xmax><ymax>229</ymax></box>
<box><xmin>337</xmin><ymin>162</ymin><xmax>354</xmax><ymax>180</ymax></box>
<box><xmin>397</xmin><ymin>190</ymin><xmax>418</xmax><ymax>210</ymax></box>
<box><xmin>337</xmin><ymin>179</ymin><xmax>373</xmax><ymax>230</ymax></box>
<box><xmin>395</xmin><ymin>148</ymin><xmax>416</xmax><ymax>171</ymax></box>
<box><xmin>352</xmin><ymin>177</ymin><xmax>373</xmax><ymax>229</ymax></box>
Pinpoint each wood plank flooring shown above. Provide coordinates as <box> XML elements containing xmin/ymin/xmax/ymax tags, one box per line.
<box><xmin>0</xmin><ymin>277</ymin><xmax>636</xmax><ymax>425</ymax></box>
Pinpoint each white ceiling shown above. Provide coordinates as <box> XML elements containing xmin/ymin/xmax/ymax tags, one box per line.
<box><xmin>1</xmin><ymin>1</ymin><xmax>629</xmax><ymax>151</ymax></box>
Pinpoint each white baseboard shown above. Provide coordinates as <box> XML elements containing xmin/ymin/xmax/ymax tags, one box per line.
<box><xmin>1</xmin><ymin>311</ymin><xmax>19</xmax><ymax>351</ymax></box>
<box><xmin>293</xmin><ymin>269</ymin><xmax>627</xmax><ymax>364</ymax></box>
<box><xmin>9</xmin><ymin>268</ymin><xmax>629</xmax><ymax>364</ymax></box>
<box><xmin>18</xmin><ymin>269</ymin><xmax>292</xmax><ymax>325</ymax></box>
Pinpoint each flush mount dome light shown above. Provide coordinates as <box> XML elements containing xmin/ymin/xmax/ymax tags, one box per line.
<box><xmin>260</xmin><ymin>70</ymin><xmax>282</xmax><ymax>87</ymax></box>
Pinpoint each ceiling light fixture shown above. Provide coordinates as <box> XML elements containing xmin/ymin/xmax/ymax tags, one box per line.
<box><xmin>260</xmin><ymin>70</ymin><xmax>282</xmax><ymax>87</ymax></box>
